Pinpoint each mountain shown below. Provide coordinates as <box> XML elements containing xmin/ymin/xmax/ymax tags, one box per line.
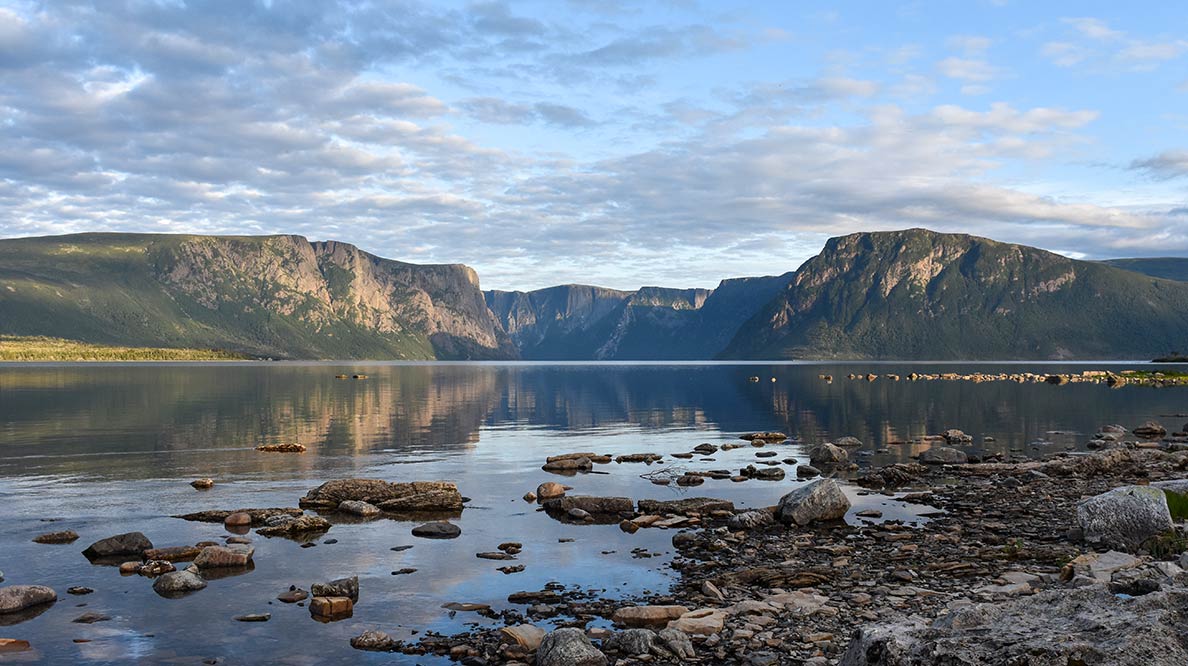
<box><xmin>1101</xmin><ymin>258</ymin><xmax>1188</xmax><ymax>282</ymax></box>
<box><xmin>0</xmin><ymin>233</ymin><xmax>515</xmax><ymax>360</ymax></box>
<box><xmin>721</xmin><ymin>229</ymin><xmax>1188</xmax><ymax>360</ymax></box>
<box><xmin>485</xmin><ymin>274</ymin><xmax>793</xmax><ymax>360</ymax></box>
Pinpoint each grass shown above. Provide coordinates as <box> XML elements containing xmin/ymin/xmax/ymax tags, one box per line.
<box><xmin>0</xmin><ymin>336</ymin><xmax>249</xmax><ymax>361</ymax></box>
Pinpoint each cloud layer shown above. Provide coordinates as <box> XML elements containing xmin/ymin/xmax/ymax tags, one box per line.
<box><xmin>0</xmin><ymin>2</ymin><xmax>1185</xmax><ymax>290</ymax></box>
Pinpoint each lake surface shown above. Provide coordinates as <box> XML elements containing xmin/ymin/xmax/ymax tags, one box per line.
<box><xmin>1</xmin><ymin>361</ymin><xmax>1186</xmax><ymax>664</ymax></box>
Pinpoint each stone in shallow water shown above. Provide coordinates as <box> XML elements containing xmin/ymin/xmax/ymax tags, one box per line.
<box><xmin>311</xmin><ymin>576</ymin><xmax>358</xmax><ymax>602</ymax></box>
<box><xmin>309</xmin><ymin>596</ymin><xmax>353</xmax><ymax>621</ymax></box>
<box><xmin>776</xmin><ymin>479</ymin><xmax>851</xmax><ymax>526</ymax></box>
<box><xmin>194</xmin><ymin>545</ymin><xmax>254</xmax><ymax>569</ymax></box>
<box><xmin>300</xmin><ymin>479</ymin><xmax>463</xmax><ymax>512</ymax></box>
<box><xmin>411</xmin><ymin>522</ymin><xmax>461</xmax><ymax>539</ymax></box>
<box><xmin>0</xmin><ymin>586</ymin><xmax>57</xmax><ymax>614</ymax></box>
<box><xmin>32</xmin><ymin>530</ymin><xmax>79</xmax><ymax>544</ymax></box>
<box><xmin>351</xmin><ymin>630</ymin><xmax>396</xmax><ymax>651</ymax></box>
<box><xmin>152</xmin><ymin>571</ymin><xmax>206</xmax><ymax>597</ymax></box>
<box><xmin>82</xmin><ymin>532</ymin><xmax>153</xmax><ymax>561</ymax></box>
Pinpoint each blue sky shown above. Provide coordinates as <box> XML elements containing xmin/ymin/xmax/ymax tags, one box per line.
<box><xmin>1</xmin><ymin>1</ymin><xmax>1186</xmax><ymax>290</ymax></box>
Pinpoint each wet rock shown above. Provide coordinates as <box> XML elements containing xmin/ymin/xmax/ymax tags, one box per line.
<box><xmin>142</xmin><ymin>546</ymin><xmax>202</xmax><ymax>562</ymax></box>
<box><xmin>255</xmin><ymin>443</ymin><xmax>305</xmax><ymax>453</ymax></box>
<box><xmin>743</xmin><ymin>465</ymin><xmax>785</xmax><ymax>480</ymax></box>
<box><xmin>1133</xmin><ymin>421</ymin><xmax>1168</xmax><ymax>439</ymax></box>
<box><xmin>693</xmin><ymin>443</ymin><xmax>718</xmax><ymax>454</ymax></box>
<box><xmin>942</xmin><ymin>429</ymin><xmax>973</xmax><ymax>443</ymax></box>
<box><xmin>835</xmin><ymin>436</ymin><xmax>863</xmax><ymax>447</ymax></box>
<box><xmin>477</xmin><ymin>551</ymin><xmax>515</xmax><ymax>560</ymax></box>
<box><xmin>234</xmin><ymin>613</ymin><xmax>271</xmax><ymax>622</ymax></box>
<box><xmin>174</xmin><ymin>508</ymin><xmax>303</xmax><ymax>525</ymax></box>
<box><xmin>32</xmin><ymin>530</ymin><xmax>79</xmax><ymax>544</ymax></box>
<box><xmin>728</xmin><ymin>509</ymin><xmax>776</xmax><ymax>530</ymax></box>
<box><xmin>776</xmin><ymin>478</ymin><xmax>851</xmax><ymax>526</ymax></box>
<box><xmin>613</xmin><ymin>605</ymin><xmax>689</xmax><ymax>628</ymax></box>
<box><xmin>809</xmin><ymin>443</ymin><xmax>849</xmax><ymax>465</ymax></box>
<box><xmin>615</xmin><ymin>453</ymin><xmax>664</xmax><ymax>463</ymax></box>
<box><xmin>543</xmin><ymin>457</ymin><xmax>593</xmax><ymax>472</ymax></box>
<box><xmin>82</xmin><ymin>532</ymin><xmax>153</xmax><ymax>561</ymax></box>
<box><xmin>542</xmin><ymin>496</ymin><xmax>633</xmax><ymax>518</ymax></box>
<box><xmin>637</xmin><ymin>498</ymin><xmax>734</xmax><ymax>515</ymax></box>
<box><xmin>193</xmin><ymin>545</ymin><xmax>254</xmax><ymax>569</ymax></box>
<box><xmin>536</xmin><ymin>627</ymin><xmax>607</xmax><ymax>666</ymax></box>
<box><xmin>311</xmin><ymin>576</ymin><xmax>359</xmax><ymax>602</ymax></box>
<box><xmin>351</xmin><ymin>629</ymin><xmax>396</xmax><ymax>651</ymax></box>
<box><xmin>309</xmin><ymin>596</ymin><xmax>353</xmax><ymax>620</ymax></box>
<box><xmin>0</xmin><ymin>586</ymin><xmax>56</xmax><ymax>614</ymax></box>
<box><xmin>918</xmin><ymin>447</ymin><xmax>969</xmax><ymax>465</ymax></box>
<box><xmin>66</xmin><ymin>587</ymin><xmax>93</xmax><ymax>595</ymax></box>
<box><xmin>546</xmin><ymin>452</ymin><xmax>611</xmax><ymax>464</ymax></box>
<box><xmin>278</xmin><ymin>587</ymin><xmax>308</xmax><ymax>603</ymax></box>
<box><xmin>522</xmin><ymin>491</ymin><xmax>537</xmax><ymax>502</ymax></box>
<box><xmin>256</xmin><ymin>515</ymin><xmax>331</xmax><ymax>538</ymax></box>
<box><xmin>568</xmin><ymin>508</ymin><xmax>592</xmax><ymax>521</ymax></box>
<box><xmin>676</xmin><ymin>474</ymin><xmax>705</xmax><ymax>486</ymax></box>
<box><xmin>135</xmin><ymin>560</ymin><xmax>176</xmax><ymax>577</ymax></box>
<box><xmin>740</xmin><ymin>432</ymin><xmax>787</xmax><ymax>442</ymax></box>
<box><xmin>190</xmin><ymin>478</ymin><xmax>214</xmax><ymax>489</ymax></box>
<box><xmin>500</xmin><ymin>624</ymin><xmax>546</xmax><ymax>650</ymax></box>
<box><xmin>0</xmin><ymin>639</ymin><xmax>31</xmax><ymax>653</ymax></box>
<box><xmin>336</xmin><ymin>500</ymin><xmax>380</xmax><ymax>517</ymax></box>
<box><xmin>797</xmin><ymin>464</ymin><xmax>821</xmax><ymax>478</ymax></box>
<box><xmin>537</xmin><ymin>481</ymin><xmax>567</xmax><ymax>500</ymax></box>
<box><xmin>152</xmin><ymin>571</ymin><xmax>206</xmax><ymax>597</ymax></box>
<box><xmin>1077</xmin><ymin>485</ymin><xmax>1172</xmax><ymax>551</ymax></box>
<box><xmin>411</xmin><ymin>522</ymin><xmax>461</xmax><ymax>539</ymax></box>
<box><xmin>619</xmin><ymin>520</ymin><xmax>639</xmax><ymax>534</ymax></box>
<box><xmin>299</xmin><ymin>479</ymin><xmax>464</xmax><ymax>512</ymax></box>
<box><xmin>224</xmin><ymin>512</ymin><xmax>252</xmax><ymax>527</ymax></box>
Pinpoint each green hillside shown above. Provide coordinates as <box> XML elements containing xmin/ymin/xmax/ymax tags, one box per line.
<box><xmin>1101</xmin><ymin>258</ymin><xmax>1188</xmax><ymax>282</ymax></box>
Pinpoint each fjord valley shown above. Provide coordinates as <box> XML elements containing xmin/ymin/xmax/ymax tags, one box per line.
<box><xmin>3</xmin><ymin>228</ymin><xmax>1188</xmax><ymax>362</ymax></box>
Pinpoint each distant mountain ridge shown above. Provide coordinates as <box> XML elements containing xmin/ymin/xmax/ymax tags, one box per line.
<box><xmin>2</xmin><ymin>229</ymin><xmax>1186</xmax><ymax>360</ymax></box>
<box><xmin>1100</xmin><ymin>258</ymin><xmax>1188</xmax><ymax>282</ymax></box>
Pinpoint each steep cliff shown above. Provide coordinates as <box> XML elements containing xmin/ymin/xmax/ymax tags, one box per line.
<box><xmin>0</xmin><ymin>233</ymin><xmax>515</xmax><ymax>359</ymax></box>
<box><xmin>722</xmin><ymin>229</ymin><xmax>1188</xmax><ymax>360</ymax></box>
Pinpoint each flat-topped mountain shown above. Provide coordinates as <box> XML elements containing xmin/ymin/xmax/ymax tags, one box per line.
<box><xmin>0</xmin><ymin>233</ymin><xmax>514</xmax><ymax>359</ymax></box>
<box><xmin>721</xmin><ymin>229</ymin><xmax>1188</xmax><ymax>360</ymax></box>
<box><xmin>2</xmin><ymin>229</ymin><xmax>1186</xmax><ymax>360</ymax></box>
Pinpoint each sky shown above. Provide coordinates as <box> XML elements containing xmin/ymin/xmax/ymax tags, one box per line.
<box><xmin>1</xmin><ymin>1</ymin><xmax>1186</xmax><ymax>291</ymax></box>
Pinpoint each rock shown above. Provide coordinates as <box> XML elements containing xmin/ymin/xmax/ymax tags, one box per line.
<box><xmin>637</xmin><ymin>498</ymin><xmax>734</xmax><ymax>515</ymax></box>
<box><xmin>542</xmin><ymin>496</ymin><xmax>633</xmax><ymax>517</ymax></box>
<box><xmin>613</xmin><ymin>605</ymin><xmax>690</xmax><ymax>628</ymax></box>
<box><xmin>0</xmin><ymin>639</ymin><xmax>31</xmax><ymax>653</ymax></box>
<box><xmin>615</xmin><ymin>453</ymin><xmax>663</xmax><ymax>463</ymax></box>
<box><xmin>309</xmin><ymin>596</ymin><xmax>353</xmax><ymax>620</ymax></box>
<box><xmin>351</xmin><ymin>630</ymin><xmax>396</xmax><ymax>651</ymax></box>
<box><xmin>442</xmin><ymin>601</ymin><xmax>490</xmax><ymax>612</ymax></box>
<box><xmin>256</xmin><ymin>515</ymin><xmax>332</xmax><ymax>538</ymax></box>
<box><xmin>32</xmin><ymin>530</ymin><xmax>79</xmax><ymax>544</ymax></box>
<box><xmin>118</xmin><ymin>561</ymin><xmax>140</xmax><ymax>575</ymax></box>
<box><xmin>619</xmin><ymin>519</ymin><xmax>639</xmax><ymax>534</ymax></box>
<box><xmin>477</xmin><ymin>551</ymin><xmax>515</xmax><ymax>560</ymax></box>
<box><xmin>1064</xmin><ymin>551</ymin><xmax>1143</xmax><ymax>583</ymax></box>
<box><xmin>536</xmin><ymin>481</ymin><xmax>567</xmax><ymax>500</ymax></box>
<box><xmin>299</xmin><ymin>479</ymin><xmax>463</xmax><ymax>512</ymax></box>
<box><xmin>174</xmin><ymin>508</ymin><xmax>304</xmax><ymax>525</ymax></box>
<box><xmin>411</xmin><ymin>522</ymin><xmax>461</xmax><ymax>539</ymax></box>
<box><xmin>1133</xmin><ymin>421</ymin><xmax>1168</xmax><ymax>439</ymax></box>
<box><xmin>543</xmin><ymin>457</ymin><xmax>593</xmax><ymax>472</ymax></box>
<box><xmin>151</xmin><ymin>571</ymin><xmax>206</xmax><ymax>596</ymax></box>
<box><xmin>839</xmin><ymin>583</ymin><xmax>1188</xmax><ymax>665</ymax></box>
<box><xmin>135</xmin><ymin>560</ymin><xmax>176</xmax><ymax>576</ymax></box>
<box><xmin>740</xmin><ymin>432</ymin><xmax>787</xmax><ymax>442</ymax></box>
<box><xmin>522</xmin><ymin>491</ymin><xmax>537</xmax><ymax>502</ymax></box>
<box><xmin>82</xmin><ymin>532</ymin><xmax>153</xmax><ymax>561</ymax></box>
<box><xmin>234</xmin><ymin>613</ymin><xmax>271</xmax><ymax>622</ymax></box>
<box><xmin>776</xmin><ymin>479</ymin><xmax>851</xmax><ymax>526</ymax></box>
<box><xmin>942</xmin><ymin>429</ymin><xmax>973</xmax><ymax>443</ymax></box>
<box><xmin>797</xmin><ymin>464</ymin><xmax>821</xmax><ymax>478</ymax></box>
<box><xmin>809</xmin><ymin>443</ymin><xmax>849</xmax><ymax>465</ymax></box>
<box><xmin>278</xmin><ymin>587</ymin><xmax>308</xmax><ymax>603</ymax></box>
<box><xmin>835</xmin><ymin>436</ymin><xmax>863</xmax><ymax>447</ymax></box>
<box><xmin>255</xmin><ymin>443</ymin><xmax>305</xmax><ymax>452</ymax></box>
<box><xmin>745</xmin><ymin>465</ymin><xmax>785</xmax><ymax>480</ymax></box>
<box><xmin>567</xmin><ymin>508</ymin><xmax>592</xmax><ymax>521</ymax></box>
<box><xmin>311</xmin><ymin>576</ymin><xmax>359</xmax><ymax>602</ymax></box>
<box><xmin>66</xmin><ymin>586</ymin><xmax>93</xmax><ymax>595</ymax></box>
<box><xmin>676</xmin><ymin>474</ymin><xmax>704</xmax><ymax>486</ymax></box>
<box><xmin>765</xmin><ymin>590</ymin><xmax>829</xmax><ymax>615</ymax></box>
<box><xmin>501</xmin><ymin>624</ymin><xmax>546</xmax><ymax>650</ymax></box>
<box><xmin>918</xmin><ymin>447</ymin><xmax>969</xmax><ymax>465</ymax></box>
<box><xmin>546</xmin><ymin>452</ymin><xmax>610</xmax><ymax>464</ymax></box>
<box><xmin>223</xmin><ymin>512</ymin><xmax>252</xmax><ymax>527</ymax></box>
<box><xmin>606</xmin><ymin>628</ymin><xmax>657</xmax><ymax>656</ymax></box>
<box><xmin>193</xmin><ymin>545</ymin><xmax>254</xmax><ymax>568</ymax></box>
<box><xmin>142</xmin><ymin>545</ymin><xmax>203</xmax><ymax>562</ymax></box>
<box><xmin>536</xmin><ymin>627</ymin><xmax>608</xmax><ymax>666</ymax></box>
<box><xmin>728</xmin><ymin>509</ymin><xmax>776</xmax><ymax>530</ymax></box>
<box><xmin>693</xmin><ymin>443</ymin><xmax>718</xmax><ymax>454</ymax></box>
<box><xmin>658</xmin><ymin>627</ymin><xmax>695</xmax><ymax>658</ymax></box>
<box><xmin>190</xmin><ymin>478</ymin><xmax>215</xmax><ymax>489</ymax></box>
<box><xmin>666</xmin><ymin>608</ymin><xmax>727</xmax><ymax>635</ymax></box>
<box><xmin>0</xmin><ymin>586</ymin><xmax>56</xmax><ymax>614</ymax></box>
<box><xmin>1077</xmin><ymin>485</ymin><xmax>1172</xmax><ymax>551</ymax></box>
<box><xmin>337</xmin><ymin>500</ymin><xmax>381</xmax><ymax>517</ymax></box>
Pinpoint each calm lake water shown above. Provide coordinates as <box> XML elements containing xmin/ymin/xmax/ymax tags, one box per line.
<box><xmin>1</xmin><ymin>361</ymin><xmax>1186</xmax><ymax>664</ymax></box>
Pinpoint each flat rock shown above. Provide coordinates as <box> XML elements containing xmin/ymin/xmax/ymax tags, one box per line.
<box><xmin>255</xmin><ymin>443</ymin><xmax>305</xmax><ymax>453</ymax></box>
<box><xmin>612</xmin><ymin>605</ymin><xmax>689</xmax><ymax>628</ymax></box>
<box><xmin>256</xmin><ymin>515</ymin><xmax>331</xmax><ymax>538</ymax></box>
<box><xmin>0</xmin><ymin>639</ymin><xmax>31</xmax><ymax>653</ymax></box>
<box><xmin>537</xmin><ymin>482</ymin><xmax>567</xmax><ymax>500</ymax></box>
<box><xmin>666</xmin><ymin>608</ymin><xmax>727</xmax><ymax>635</ymax></box>
<box><xmin>142</xmin><ymin>546</ymin><xmax>203</xmax><ymax>562</ymax></box>
<box><xmin>543</xmin><ymin>496</ymin><xmax>633</xmax><ymax>517</ymax></box>
<box><xmin>234</xmin><ymin>613</ymin><xmax>270</xmax><ymax>622</ymax></box>
<box><xmin>193</xmin><ymin>545</ymin><xmax>254</xmax><ymax>568</ymax></box>
<box><xmin>637</xmin><ymin>498</ymin><xmax>734</xmax><ymax>515</ymax></box>
<box><xmin>32</xmin><ymin>530</ymin><xmax>79</xmax><ymax>544</ymax></box>
<box><xmin>174</xmin><ymin>508</ymin><xmax>303</xmax><ymax>526</ymax></box>
<box><xmin>501</xmin><ymin>624</ymin><xmax>546</xmax><ymax>650</ymax></box>
<box><xmin>411</xmin><ymin>522</ymin><xmax>461</xmax><ymax>539</ymax></box>
<box><xmin>299</xmin><ymin>479</ymin><xmax>463</xmax><ymax>512</ymax></box>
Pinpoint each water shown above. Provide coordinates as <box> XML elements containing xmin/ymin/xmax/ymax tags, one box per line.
<box><xmin>1</xmin><ymin>361</ymin><xmax>1185</xmax><ymax>664</ymax></box>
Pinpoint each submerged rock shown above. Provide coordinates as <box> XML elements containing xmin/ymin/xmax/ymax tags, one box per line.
<box><xmin>776</xmin><ymin>479</ymin><xmax>851</xmax><ymax>526</ymax></box>
<box><xmin>1076</xmin><ymin>485</ymin><xmax>1172</xmax><ymax>551</ymax></box>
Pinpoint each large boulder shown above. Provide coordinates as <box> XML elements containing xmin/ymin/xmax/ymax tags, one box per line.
<box><xmin>776</xmin><ymin>479</ymin><xmax>850</xmax><ymax>526</ymax></box>
<box><xmin>0</xmin><ymin>585</ymin><xmax>56</xmax><ymax>614</ymax></box>
<box><xmin>1076</xmin><ymin>485</ymin><xmax>1172</xmax><ymax>551</ymax></box>
<box><xmin>808</xmin><ymin>443</ymin><xmax>848</xmax><ymax>465</ymax></box>
<box><xmin>839</xmin><ymin>584</ymin><xmax>1188</xmax><ymax>666</ymax></box>
<box><xmin>299</xmin><ymin>479</ymin><xmax>463</xmax><ymax>512</ymax></box>
<box><xmin>536</xmin><ymin>627</ymin><xmax>607</xmax><ymax>666</ymax></box>
<box><xmin>82</xmin><ymin>532</ymin><xmax>153</xmax><ymax>561</ymax></box>
<box><xmin>918</xmin><ymin>447</ymin><xmax>968</xmax><ymax>465</ymax></box>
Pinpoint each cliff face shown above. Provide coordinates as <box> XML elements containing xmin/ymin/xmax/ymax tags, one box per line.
<box><xmin>721</xmin><ymin>229</ymin><xmax>1188</xmax><ymax>360</ymax></box>
<box><xmin>0</xmin><ymin>233</ymin><xmax>515</xmax><ymax>359</ymax></box>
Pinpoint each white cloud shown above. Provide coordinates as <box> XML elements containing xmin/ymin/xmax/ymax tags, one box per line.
<box><xmin>1063</xmin><ymin>17</ymin><xmax>1122</xmax><ymax>41</ymax></box>
<box><xmin>938</xmin><ymin>57</ymin><xmax>998</xmax><ymax>82</ymax></box>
